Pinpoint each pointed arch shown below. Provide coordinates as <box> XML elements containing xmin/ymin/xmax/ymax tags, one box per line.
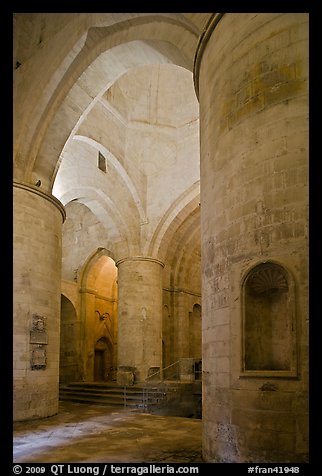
<box><xmin>80</xmin><ymin>247</ymin><xmax>117</xmax><ymax>291</ymax></box>
<box><xmin>17</xmin><ymin>15</ymin><xmax>199</xmax><ymax>190</ymax></box>
<box><xmin>147</xmin><ymin>181</ymin><xmax>200</xmax><ymax>259</ymax></box>
<box><xmin>73</xmin><ymin>135</ymin><xmax>147</xmax><ymax>224</ymax></box>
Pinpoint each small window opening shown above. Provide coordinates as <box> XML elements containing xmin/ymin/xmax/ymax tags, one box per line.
<box><xmin>98</xmin><ymin>152</ymin><xmax>107</xmax><ymax>173</ymax></box>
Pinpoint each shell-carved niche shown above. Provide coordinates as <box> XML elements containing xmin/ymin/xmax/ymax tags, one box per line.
<box><xmin>242</xmin><ymin>262</ymin><xmax>297</xmax><ymax>376</ymax></box>
<box><xmin>248</xmin><ymin>266</ymin><xmax>288</xmax><ymax>294</ymax></box>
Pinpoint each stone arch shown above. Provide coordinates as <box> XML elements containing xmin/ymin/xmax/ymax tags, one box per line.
<box><xmin>241</xmin><ymin>261</ymin><xmax>297</xmax><ymax>377</ymax></box>
<box><xmin>17</xmin><ymin>16</ymin><xmax>199</xmax><ymax>190</ymax></box>
<box><xmin>80</xmin><ymin>247</ymin><xmax>117</xmax><ymax>288</ymax></box>
<box><xmin>79</xmin><ymin>248</ymin><xmax>118</xmax><ymax>381</ymax></box>
<box><xmin>61</xmin><ymin>187</ymin><xmax>132</xmax><ymax>258</ymax></box>
<box><xmin>156</xmin><ymin>191</ymin><xmax>201</xmax><ymax>371</ymax></box>
<box><xmin>170</xmin><ymin>211</ymin><xmax>201</xmax><ymax>290</ymax></box>
<box><xmin>60</xmin><ymin>294</ymin><xmax>81</xmax><ymax>384</ymax></box>
<box><xmin>73</xmin><ymin>135</ymin><xmax>147</xmax><ymax>224</ymax></box>
<box><xmin>148</xmin><ymin>182</ymin><xmax>200</xmax><ymax>260</ymax></box>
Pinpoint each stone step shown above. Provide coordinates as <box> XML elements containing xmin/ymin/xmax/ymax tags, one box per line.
<box><xmin>59</xmin><ymin>389</ymin><xmax>164</xmax><ymax>403</ymax></box>
<box><xmin>59</xmin><ymin>394</ymin><xmax>136</xmax><ymax>407</ymax></box>
<box><xmin>59</xmin><ymin>382</ymin><xmax>167</xmax><ymax>409</ymax></box>
<box><xmin>59</xmin><ymin>394</ymin><xmax>148</xmax><ymax>408</ymax></box>
<box><xmin>60</xmin><ymin>382</ymin><xmax>161</xmax><ymax>393</ymax></box>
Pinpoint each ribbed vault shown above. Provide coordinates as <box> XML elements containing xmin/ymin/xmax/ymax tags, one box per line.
<box><xmin>162</xmin><ymin>202</ymin><xmax>201</xmax><ymax>293</ymax></box>
<box><xmin>14</xmin><ymin>14</ymin><xmax>203</xmax><ymax>189</ymax></box>
<box><xmin>53</xmin><ymin>60</ymin><xmax>200</xmax><ymax>265</ymax></box>
<box><xmin>14</xmin><ymin>12</ymin><xmax>203</xmax><ymax>370</ymax></box>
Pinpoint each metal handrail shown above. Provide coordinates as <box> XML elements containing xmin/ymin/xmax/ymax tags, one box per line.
<box><xmin>121</xmin><ymin>358</ymin><xmax>202</xmax><ymax>412</ymax></box>
<box><xmin>145</xmin><ymin>359</ymin><xmax>182</xmax><ymax>382</ymax></box>
<box><xmin>145</xmin><ymin>358</ymin><xmax>202</xmax><ymax>382</ymax></box>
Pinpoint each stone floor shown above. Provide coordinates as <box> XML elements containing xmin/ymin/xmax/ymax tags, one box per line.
<box><xmin>13</xmin><ymin>401</ymin><xmax>203</xmax><ymax>463</ymax></box>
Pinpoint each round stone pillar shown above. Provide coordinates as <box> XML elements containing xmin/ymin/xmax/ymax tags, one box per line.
<box><xmin>116</xmin><ymin>257</ymin><xmax>164</xmax><ymax>383</ymax></box>
<box><xmin>195</xmin><ymin>13</ymin><xmax>308</xmax><ymax>462</ymax></box>
<box><xmin>13</xmin><ymin>182</ymin><xmax>65</xmax><ymax>421</ymax></box>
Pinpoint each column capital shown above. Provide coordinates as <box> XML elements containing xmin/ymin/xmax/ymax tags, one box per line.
<box><xmin>193</xmin><ymin>13</ymin><xmax>225</xmax><ymax>100</ymax></box>
<box><xmin>115</xmin><ymin>256</ymin><xmax>165</xmax><ymax>268</ymax></box>
<box><xmin>13</xmin><ymin>180</ymin><xmax>66</xmax><ymax>222</ymax></box>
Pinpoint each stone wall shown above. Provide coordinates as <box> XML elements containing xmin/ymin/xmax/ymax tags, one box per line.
<box><xmin>199</xmin><ymin>13</ymin><xmax>308</xmax><ymax>462</ymax></box>
<box><xmin>13</xmin><ymin>183</ymin><xmax>65</xmax><ymax>420</ymax></box>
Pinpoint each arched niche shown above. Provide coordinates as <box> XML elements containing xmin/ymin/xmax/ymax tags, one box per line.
<box><xmin>242</xmin><ymin>262</ymin><xmax>297</xmax><ymax>378</ymax></box>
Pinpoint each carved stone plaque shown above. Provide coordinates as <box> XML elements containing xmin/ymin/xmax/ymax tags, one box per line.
<box><xmin>31</xmin><ymin>345</ymin><xmax>47</xmax><ymax>370</ymax></box>
<box><xmin>30</xmin><ymin>314</ymin><xmax>48</xmax><ymax>369</ymax></box>
<box><xmin>30</xmin><ymin>331</ymin><xmax>48</xmax><ymax>344</ymax></box>
<box><xmin>30</xmin><ymin>314</ymin><xmax>48</xmax><ymax>344</ymax></box>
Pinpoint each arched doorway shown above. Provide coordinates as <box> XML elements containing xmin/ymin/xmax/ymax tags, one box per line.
<box><xmin>94</xmin><ymin>336</ymin><xmax>113</xmax><ymax>381</ymax></box>
<box><xmin>60</xmin><ymin>294</ymin><xmax>80</xmax><ymax>384</ymax></box>
<box><xmin>80</xmin><ymin>250</ymin><xmax>118</xmax><ymax>381</ymax></box>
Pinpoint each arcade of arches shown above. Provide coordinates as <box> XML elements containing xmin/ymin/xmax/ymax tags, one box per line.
<box><xmin>13</xmin><ymin>13</ymin><xmax>309</xmax><ymax>462</ymax></box>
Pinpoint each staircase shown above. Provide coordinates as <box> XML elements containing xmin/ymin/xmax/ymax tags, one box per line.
<box><xmin>59</xmin><ymin>382</ymin><xmax>166</xmax><ymax>412</ymax></box>
<box><xmin>59</xmin><ymin>359</ymin><xmax>203</xmax><ymax>417</ymax></box>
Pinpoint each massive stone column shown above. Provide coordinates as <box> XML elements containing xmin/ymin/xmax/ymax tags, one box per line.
<box><xmin>116</xmin><ymin>257</ymin><xmax>164</xmax><ymax>383</ymax></box>
<box><xmin>13</xmin><ymin>182</ymin><xmax>65</xmax><ymax>421</ymax></box>
<box><xmin>195</xmin><ymin>13</ymin><xmax>308</xmax><ymax>462</ymax></box>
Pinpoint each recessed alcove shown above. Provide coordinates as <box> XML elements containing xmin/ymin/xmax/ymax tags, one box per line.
<box><xmin>242</xmin><ymin>262</ymin><xmax>297</xmax><ymax>377</ymax></box>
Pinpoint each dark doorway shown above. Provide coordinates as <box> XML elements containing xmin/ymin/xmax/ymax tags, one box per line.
<box><xmin>94</xmin><ymin>337</ymin><xmax>113</xmax><ymax>381</ymax></box>
<box><xmin>94</xmin><ymin>350</ymin><xmax>105</xmax><ymax>381</ymax></box>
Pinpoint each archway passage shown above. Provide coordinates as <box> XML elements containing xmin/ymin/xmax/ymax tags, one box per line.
<box><xmin>81</xmin><ymin>252</ymin><xmax>118</xmax><ymax>382</ymax></box>
<box><xmin>60</xmin><ymin>295</ymin><xmax>80</xmax><ymax>384</ymax></box>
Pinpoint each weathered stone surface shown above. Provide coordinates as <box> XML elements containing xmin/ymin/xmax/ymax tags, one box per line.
<box><xmin>13</xmin><ymin>12</ymin><xmax>308</xmax><ymax>463</ymax></box>
<box><xmin>199</xmin><ymin>12</ymin><xmax>308</xmax><ymax>462</ymax></box>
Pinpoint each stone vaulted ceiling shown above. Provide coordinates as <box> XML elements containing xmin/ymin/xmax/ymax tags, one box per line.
<box><xmin>13</xmin><ymin>13</ymin><xmax>208</xmax><ymax>289</ymax></box>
